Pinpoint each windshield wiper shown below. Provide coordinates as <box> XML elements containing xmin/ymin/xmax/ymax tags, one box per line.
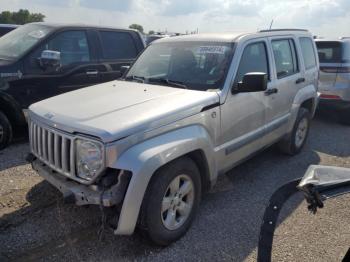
<box><xmin>147</xmin><ymin>77</ymin><xmax>188</xmax><ymax>89</ymax></box>
<box><xmin>124</xmin><ymin>75</ymin><xmax>145</xmax><ymax>83</ymax></box>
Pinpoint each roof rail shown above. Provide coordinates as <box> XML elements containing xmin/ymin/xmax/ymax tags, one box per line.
<box><xmin>259</xmin><ymin>29</ymin><xmax>308</xmax><ymax>33</ymax></box>
<box><xmin>340</xmin><ymin>37</ymin><xmax>350</xmax><ymax>40</ymax></box>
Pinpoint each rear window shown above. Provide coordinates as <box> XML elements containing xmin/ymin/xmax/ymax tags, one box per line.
<box><xmin>299</xmin><ymin>37</ymin><xmax>317</xmax><ymax>69</ymax></box>
<box><xmin>316</xmin><ymin>41</ymin><xmax>342</xmax><ymax>63</ymax></box>
<box><xmin>0</xmin><ymin>27</ymin><xmax>13</xmax><ymax>37</ymax></box>
<box><xmin>99</xmin><ymin>31</ymin><xmax>138</xmax><ymax>60</ymax></box>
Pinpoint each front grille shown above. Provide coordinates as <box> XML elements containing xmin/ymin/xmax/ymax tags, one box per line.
<box><xmin>29</xmin><ymin>119</ymin><xmax>75</xmax><ymax>178</ymax></box>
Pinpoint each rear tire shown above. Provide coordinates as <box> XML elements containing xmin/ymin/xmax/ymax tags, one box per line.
<box><xmin>139</xmin><ymin>157</ymin><xmax>201</xmax><ymax>246</ymax></box>
<box><xmin>278</xmin><ymin>108</ymin><xmax>310</xmax><ymax>155</ymax></box>
<box><xmin>339</xmin><ymin>109</ymin><xmax>350</xmax><ymax>125</ymax></box>
<box><xmin>0</xmin><ymin>111</ymin><xmax>12</xmax><ymax>150</ymax></box>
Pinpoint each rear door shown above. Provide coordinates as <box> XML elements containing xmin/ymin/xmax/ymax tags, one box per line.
<box><xmin>298</xmin><ymin>37</ymin><xmax>318</xmax><ymax>92</ymax></box>
<box><xmin>97</xmin><ymin>30</ymin><xmax>142</xmax><ymax>82</ymax></box>
<box><xmin>264</xmin><ymin>36</ymin><xmax>304</xmax><ymax>142</ymax></box>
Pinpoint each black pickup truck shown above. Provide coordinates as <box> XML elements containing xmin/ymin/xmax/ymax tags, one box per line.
<box><xmin>0</xmin><ymin>24</ymin><xmax>19</xmax><ymax>37</ymax></box>
<box><xmin>0</xmin><ymin>23</ymin><xmax>145</xmax><ymax>149</ymax></box>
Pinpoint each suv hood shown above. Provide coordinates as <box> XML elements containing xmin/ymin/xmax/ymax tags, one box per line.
<box><xmin>29</xmin><ymin>80</ymin><xmax>220</xmax><ymax>143</ymax></box>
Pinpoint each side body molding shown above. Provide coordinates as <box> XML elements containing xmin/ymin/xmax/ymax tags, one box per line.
<box><xmin>111</xmin><ymin>125</ymin><xmax>216</xmax><ymax>235</ymax></box>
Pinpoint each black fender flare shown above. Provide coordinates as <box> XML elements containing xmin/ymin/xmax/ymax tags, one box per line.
<box><xmin>0</xmin><ymin>91</ymin><xmax>26</xmax><ymax>127</ymax></box>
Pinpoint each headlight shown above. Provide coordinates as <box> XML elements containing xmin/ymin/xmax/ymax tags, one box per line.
<box><xmin>76</xmin><ymin>139</ymin><xmax>104</xmax><ymax>180</ymax></box>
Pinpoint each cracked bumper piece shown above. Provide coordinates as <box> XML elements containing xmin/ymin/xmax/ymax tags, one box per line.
<box><xmin>32</xmin><ymin>159</ymin><xmax>131</xmax><ymax>207</ymax></box>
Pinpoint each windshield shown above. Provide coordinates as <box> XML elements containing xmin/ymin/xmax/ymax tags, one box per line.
<box><xmin>126</xmin><ymin>41</ymin><xmax>234</xmax><ymax>91</ymax></box>
<box><xmin>0</xmin><ymin>24</ymin><xmax>53</xmax><ymax>60</ymax></box>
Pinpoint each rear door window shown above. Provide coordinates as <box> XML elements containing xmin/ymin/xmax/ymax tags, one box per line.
<box><xmin>99</xmin><ymin>31</ymin><xmax>138</xmax><ymax>60</ymax></box>
<box><xmin>316</xmin><ymin>41</ymin><xmax>342</xmax><ymax>63</ymax></box>
<box><xmin>299</xmin><ymin>37</ymin><xmax>317</xmax><ymax>69</ymax></box>
<box><xmin>272</xmin><ymin>39</ymin><xmax>298</xmax><ymax>78</ymax></box>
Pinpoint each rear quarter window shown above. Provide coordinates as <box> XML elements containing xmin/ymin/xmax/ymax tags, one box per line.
<box><xmin>99</xmin><ymin>31</ymin><xmax>138</xmax><ymax>60</ymax></box>
<box><xmin>299</xmin><ymin>37</ymin><xmax>317</xmax><ymax>69</ymax></box>
<box><xmin>316</xmin><ymin>41</ymin><xmax>342</xmax><ymax>63</ymax></box>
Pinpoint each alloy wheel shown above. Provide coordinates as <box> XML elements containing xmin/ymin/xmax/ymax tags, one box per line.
<box><xmin>295</xmin><ymin>117</ymin><xmax>308</xmax><ymax>148</ymax></box>
<box><xmin>161</xmin><ymin>174</ymin><xmax>195</xmax><ymax>231</ymax></box>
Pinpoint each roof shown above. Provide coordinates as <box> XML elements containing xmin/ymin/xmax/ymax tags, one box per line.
<box><xmin>155</xmin><ymin>29</ymin><xmax>311</xmax><ymax>44</ymax></box>
<box><xmin>315</xmin><ymin>38</ymin><xmax>350</xmax><ymax>43</ymax></box>
<box><xmin>155</xmin><ymin>33</ymin><xmax>247</xmax><ymax>43</ymax></box>
<box><xmin>28</xmin><ymin>22</ymin><xmax>138</xmax><ymax>33</ymax></box>
<box><xmin>0</xmin><ymin>24</ymin><xmax>19</xmax><ymax>28</ymax></box>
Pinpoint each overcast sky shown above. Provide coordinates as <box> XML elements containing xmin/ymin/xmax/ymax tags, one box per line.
<box><xmin>1</xmin><ymin>0</ymin><xmax>349</xmax><ymax>37</ymax></box>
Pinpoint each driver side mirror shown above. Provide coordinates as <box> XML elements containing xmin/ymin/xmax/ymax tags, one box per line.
<box><xmin>38</xmin><ymin>50</ymin><xmax>61</xmax><ymax>70</ymax></box>
<box><xmin>232</xmin><ymin>72</ymin><xmax>268</xmax><ymax>94</ymax></box>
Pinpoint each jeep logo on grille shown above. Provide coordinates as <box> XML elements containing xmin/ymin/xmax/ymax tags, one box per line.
<box><xmin>44</xmin><ymin>112</ymin><xmax>54</xmax><ymax>119</ymax></box>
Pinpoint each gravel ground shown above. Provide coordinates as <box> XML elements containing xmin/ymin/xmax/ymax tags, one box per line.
<box><xmin>0</xmin><ymin>112</ymin><xmax>349</xmax><ymax>262</ymax></box>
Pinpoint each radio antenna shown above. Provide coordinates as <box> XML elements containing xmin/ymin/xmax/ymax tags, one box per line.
<box><xmin>269</xmin><ymin>19</ymin><xmax>274</xmax><ymax>30</ymax></box>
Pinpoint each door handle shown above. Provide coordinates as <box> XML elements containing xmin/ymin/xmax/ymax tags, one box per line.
<box><xmin>265</xmin><ymin>88</ymin><xmax>278</xmax><ymax>96</ymax></box>
<box><xmin>295</xmin><ymin>77</ymin><xmax>305</xmax><ymax>84</ymax></box>
<box><xmin>86</xmin><ymin>70</ymin><xmax>99</xmax><ymax>76</ymax></box>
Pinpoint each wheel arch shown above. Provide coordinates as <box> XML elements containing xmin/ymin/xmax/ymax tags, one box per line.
<box><xmin>292</xmin><ymin>84</ymin><xmax>318</xmax><ymax>116</ymax></box>
<box><xmin>185</xmin><ymin>149</ymin><xmax>211</xmax><ymax>193</ymax></box>
<box><xmin>287</xmin><ymin>85</ymin><xmax>317</xmax><ymax>133</ymax></box>
<box><xmin>0</xmin><ymin>91</ymin><xmax>26</xmax><ymax>128</ymax></box>
<box><xmin>110</xmin><ymin>125</ymin><xmax>217</xmax><ymax>235</ymax></box>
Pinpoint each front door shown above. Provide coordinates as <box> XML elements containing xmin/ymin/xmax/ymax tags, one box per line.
<box><xmin>218</xmin><ymin>39</ymin><xmax>270</xmax><ymax>171</ymax></box>
<box><xmin>20</xmin><ymin>29</ymin><xmax>102</xmax><ymax>108</ymax></box>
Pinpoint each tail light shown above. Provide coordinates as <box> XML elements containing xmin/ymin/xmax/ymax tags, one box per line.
<box><xmin>320</xmin><ymin>94</ymin><xmax>341</xmax><ymax>100</ymax></box>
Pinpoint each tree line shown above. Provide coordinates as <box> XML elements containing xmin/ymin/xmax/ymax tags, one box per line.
<box><xmin>0</xmin><ymin>9</ymin><xmax>45</xmax><ymax>24</ymax></box>
<box><xmin>0</xmin><ymin>10</ymin><xmax>153</xmax><ymax>35</ymax></box>
<box><xmin>129</xmin><ymin>24</ymin><xmax>156</xmax><ymax>35</ymax></box>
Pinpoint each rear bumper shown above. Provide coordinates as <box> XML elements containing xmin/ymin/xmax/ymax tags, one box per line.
<box><xmin>319</xmin><ymin>98</ymin><xmax>350</xmax><ymax>111</ymax></box>
<box><xmin>31</xmin><ymin>158</ymin><xmax>131</xmax><ymax>207</ymax></box>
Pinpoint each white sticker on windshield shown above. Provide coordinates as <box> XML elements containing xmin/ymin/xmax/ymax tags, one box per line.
<box><xmin>197</xmin><ymin>46</ymin><xmax>226</xmax><ymax>54</ymax></box>
<box><xmin>28</xmin><ymin>30</ymin><xmax>46</xmax><ymax>39</ymax></box>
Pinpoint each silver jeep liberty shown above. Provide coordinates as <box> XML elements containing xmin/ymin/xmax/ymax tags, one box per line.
<box><xmin>28</xmin><ymin>29</ymin><xmax>319</xmax><ymax>245</ymax></box>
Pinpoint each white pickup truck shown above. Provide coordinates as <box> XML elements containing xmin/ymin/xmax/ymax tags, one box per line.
<box><xmin>27</xmin><ymin>29</ymin><xmax>319</xmax><ymax>245</ymax></box>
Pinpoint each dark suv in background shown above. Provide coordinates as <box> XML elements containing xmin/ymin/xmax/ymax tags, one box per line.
<box><xmin>0</xmin><ymin>24</ymin><xmax>18</xmax><ymax>37</ymax></box>
<box><xmin>0</xmin><ymin>22</ymin><xmax>145</xmax><ymax>149</ymax></box>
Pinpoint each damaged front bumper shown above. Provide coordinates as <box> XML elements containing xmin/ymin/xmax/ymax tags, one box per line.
<box><xmin>31</xmin><ymin>157</ymin><xmax>131</xmax><ymax>207</ymax></box>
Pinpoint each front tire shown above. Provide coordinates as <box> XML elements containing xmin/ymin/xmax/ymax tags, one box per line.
<box><xmin>0</xmin><ymin>111</ymin><xmax>12</xmax><ymax>150</ymax></box>
<box><xmin>278</xmin><ymin>107</ymin><xmax>310</xmax><ymax>155</ymax></box>
<box><xmin>140</xmin><ymin>157</ymin><xmax>201</xmax><ymax>246</ymax></box>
